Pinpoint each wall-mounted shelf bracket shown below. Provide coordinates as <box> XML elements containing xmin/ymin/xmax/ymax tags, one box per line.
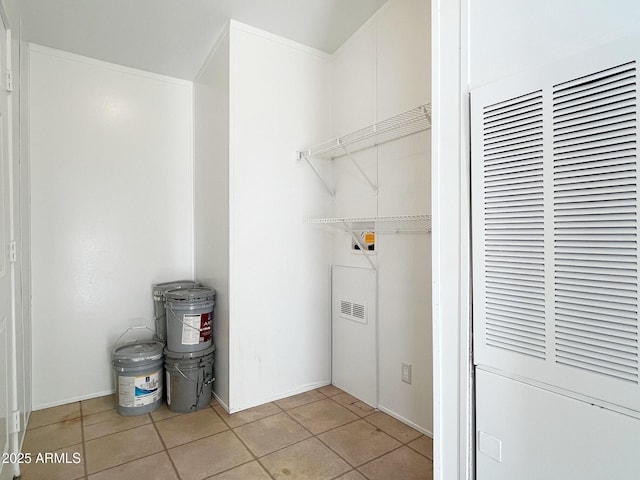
<box><xmin>297</xmin><ymin>150</ymin><xmax>335</xmax><ymax>197</ymax></box>
<box><xmin>297</xmin><ymin>104</ymin><xmax>431</xmax><ymax>197</ymax></box>
<box><xmin>340</xmin><ymin>144</ymin><xmax>377</xmax><ymax>193</ymax></box>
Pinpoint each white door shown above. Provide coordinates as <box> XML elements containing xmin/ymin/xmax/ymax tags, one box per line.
<box><xmin>0</xmin><ymin>11</ymin><xmax>12</xmax><ymax>480</ymax></box>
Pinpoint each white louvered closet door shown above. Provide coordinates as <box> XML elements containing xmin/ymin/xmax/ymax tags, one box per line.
<box><xmin>471</xmin><ymin>36</ymin><xmax>640</xmax><ymax>413</ymax></box>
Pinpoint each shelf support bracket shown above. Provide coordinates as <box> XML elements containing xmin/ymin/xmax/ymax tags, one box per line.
<box><xmin>340</xmin><ymin>144</ymin><xmax>378</xmax><ymax>193</ymax></box>
<box><xmin>297</xmin><ymin>151</ymin><xmax>335</xmax><ymax>197</ymax></box>
<box><xmin>344</xmin><ymin>222</ymin><xmax>376</xmax><ymax>270</ymax></box>
<box><xmin>422</xmin><ymin>104</ymin><xmax>432</xmax><ymax>125</ymax></box>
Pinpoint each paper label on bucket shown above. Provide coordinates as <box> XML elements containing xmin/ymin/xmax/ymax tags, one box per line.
<box><xmin>117</xmin><ymin>370</ymin><xmax>162</xmax><ymax>408</ymax></box>
<box><xmin>181</xmin><ymin>312</ymin><xmax>212</xmax><ymax>345</ymax></box>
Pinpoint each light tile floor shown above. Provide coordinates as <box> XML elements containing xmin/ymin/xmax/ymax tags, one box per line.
<box><xmin>19</xmin><ymin>386</ymin><xmax>433</xmax><ymax>480</ymax></box>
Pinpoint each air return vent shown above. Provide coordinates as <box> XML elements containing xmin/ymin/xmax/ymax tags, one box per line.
<box><xmin>553</xmin><ymin>62</ymin><xmax>639</xmax><ymax>383</ymax></box>
<box><xmin>339</xmin><ymin>299</ymin><xmax>367</xmax><ymax>325</ymax></box>
<box><xmin>472</xmin><ymin>36</ymin><xmax>640</xmax><ymax>413</ymax></box>
<box><xmin>482</xmin><ymin>91</ymin><xmax>546</xmax><ymax>359</ymax></box>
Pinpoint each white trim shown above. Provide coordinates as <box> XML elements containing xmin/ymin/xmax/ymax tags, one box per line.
<box><xmin>228</xmin><ymin>25</ymin><xmax>236</xmax><ymax>412</ymax></box>
<box><xmin>229</xmin><ymin>20</ymin><xmax>332</xmax><ymax>61</ymax></box>
<box><xmin>187</xmin><ymin>81</ymin><xmax>195</xmax><ymax>282</ymax></box>
<box><xmin>194</xmin><ymin>22</ymin><xmax>231</xmax><ymax>82</ymax></box>
<box><xmin>377</xmin><ymin>404</ymin><xmax>433</xmax><ymax>437</ymax></box>
<box><xmin>213</xmin><ymin>392</ymin><xmax>230</xmax><ymax>413</ymax></box>
<box><xmin>332</xmin><ymin>0</ymin><xmax>391</xmax><ymax>58</ymax></box>
<box><xmin>32</xmin><ymin>389</ymin><xmax>115</xmax><ymax>411</ymax></box>
<box><xmin>28</xmin><ymin>43</ymin><xmax>193</xmax><ymax>87</ymax></box>
<box><xmin>432</xmin><ymin>0</ymin><xmax>473</xmax><ymax>479</ymax></box>
<box><xmin>227</xmin><ymin>381</ymin><xmax>331</xmax><ymax>414</ymax></box>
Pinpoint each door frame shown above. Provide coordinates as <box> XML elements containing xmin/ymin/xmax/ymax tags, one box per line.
<box><xmin>432</xmin><ymin>0</ymin><xmax>474</xmax><ymax>479</ymax></box>
<box><xmin>0</xmin><ymin>2</ymin><xmax>22</xmax><ymax>479</ymax></box>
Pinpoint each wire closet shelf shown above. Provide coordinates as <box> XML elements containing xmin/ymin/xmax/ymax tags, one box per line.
<box><xmin>298</xmin><ymin>103</ymin><xmax>432</xmax><ymax>161</ymax></box>
<box><xmin>307</xmin><ymin>214</ymin><xmax>432</xmax><ymax>234</ymax></box>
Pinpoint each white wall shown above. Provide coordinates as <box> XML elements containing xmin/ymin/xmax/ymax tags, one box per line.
<box><xmin>194</xmin><ymin>29</ymin><xmax>231</xmax><ymax>409</ymax></box>
<box><xmin>29</xmin><ymin>45</ymin><xmax>194</xmax><ymax>408</ymax></box>
<box><xmin>331</xmin><ymin>0</ymin><xmax>432</xmax><ymax>434</ymax></box>
<box><xmin>192</xmin><ymin>22</ymin><xmax>334</xmax><ymax>412</ymax></box>
<box><xmin>228</xmin><ymin>22</ymin><xmax>333</xmax><ymax>411</ymax></box>
<box><xmin>469</xmin><ymin>0</ymin><xmax>640</xmax><ymax>89</ymax></box>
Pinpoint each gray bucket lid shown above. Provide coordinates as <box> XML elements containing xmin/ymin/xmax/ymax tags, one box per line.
<box><xmin>165</xmin><ymin>287</ymin><xmax>215</xmax><ymax>303</ymax></box>
<box><xmin>164</xmin><ymin>344</ymin><xmax>215</xmax><ymax>360</ymax></box>
<box><xmin>113</xmin><ymin>340</ymin><xmax>164</xmax><ymax>362</ymax></box>
<box><xmin>153</xmin><ymin>280</ymin><xmax>200</xmax><ymax>297</ymax></box>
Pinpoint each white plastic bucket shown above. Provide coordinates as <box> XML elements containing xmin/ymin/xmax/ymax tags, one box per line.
<box><xmin>165</xmin><ymin>287</ymin><xmax>215</xmax><ymax>353</ymax></box>
<box><xmin>112</xmin><ymin>327</ymin><xmax>164</xmax><ymax>416</ymax></box>
<box><xmin>152</xmin><ymin>280</ymin><xmax>200</xmax><ymax>342</ymax></box>
<box><xmin>165</xmin><ymin>345</ymin><xmax>215</xmax><ymax>413</ymax></box>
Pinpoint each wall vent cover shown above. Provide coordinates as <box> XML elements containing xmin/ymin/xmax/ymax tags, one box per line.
<box><xmin>552</xmin><ymin>61</ymin><xmax>639</xmax><ymax>383</ymax></box>
<box><xmin>472</xmin><ymin>36</ymin><xmax>640</xmax><ymax>412</ymax></box>
<box><xmin>340</xmin><ymin>299</ymin><xmax>367</xmax><ymax>324</ymax></box>
<box><xmin>481</xmin><ymin>90</ymin><xmax>547</xmax><ymax>359</ymax></box>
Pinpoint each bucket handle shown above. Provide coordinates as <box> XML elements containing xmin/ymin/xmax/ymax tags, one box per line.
<box><xmin>172</xmin><ymin>363</ymin><xmax>214</xmax><ymax>386</ymax></box>
<box><xmin>113</xmin><ymin>326</ymin><xmax>156</xmax><ymax>351</ymax></box>
<box><xmin>166</xmin><ymin>304</ymin><xmax>210</xmax><ymax>333</ymax></box>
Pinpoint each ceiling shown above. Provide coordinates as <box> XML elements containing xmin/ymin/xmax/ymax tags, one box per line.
<box><xmin>20</xmin><ymin>0</ymin><xmax>387</xmax><ymax>80</ymax></box>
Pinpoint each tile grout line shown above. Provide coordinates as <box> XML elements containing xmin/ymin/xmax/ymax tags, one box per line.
<box><xmin>283</xmin><ymin>393</ymin><xmax>430</xmax><ymax>478</ymax></box>
<box><xmin>311</xmin><ymin>419</ymin><xmax>405</xmax><ymax>478</ymax></box>
<box><xmin>228</xmin><ymin>427</ymin><xmax>279</xmax><ymax>480</ymax></box>
<box><xmin>357</xmin><ymin>413</ymin><xmax>435</xmax><ymax>462</ymax></box>
<box><xmin>148</xmin><ymin>410</ymin><xmax>184</xmax><ymax>480</ymax></box>
<box><xmin>80</xmin><ymin>448</ymin><xmax>172</xmax><ymax>477</ymax></box>
<box><xmin>151</xmin><ymin>403</ymin><xmax>270</xmax><ymax>479</ymax></box>
<box><xmin>42</xmin><ymin>388</ymin><xmax>431</xmax><ymax>479</ymax></box>
<box><xmin>212</xmin><ymin>403</ymin><xmax>284</xmax><ymax>430</ymax></box>
<box><xmin>79</xmin><ymin>401</ymin><xmax>89</xmax><ymax>479</ymax></box>
<box><xmin>81</xmin><ymin>412</ymin><xmax>168</xmax><ymax>478</ymax></box>
<box><xmin>276</xmin><ymin>399</ymin><xmax>368</xmax><ymax>478</ymax></box>
<box><xmin>203</xmin><ymin>392</ymin><xmax>336</xmax><ymax>478</ymax></box>
<box><xmin>82</xmin><ymin>419</ymin><xmax>155</xmax><ymax>443</ymax></box>
<box><xmin>277</xmin><ymin>395</ymin><xmax>406</xmax><ymax>480</ymax></box>
<box><xmin>200</xmin><ymin>459</ymin><xmax>262</xmax><ymax>480</ymax></box>
<box><xmin>405</xmin><ymin>441</ymin><xmax>435</xmax><ymax>462</ymax></box>
<box><xmin>354</xmin><ymin>443</ymin><xmax>409</xmax><ymax>476</ymax></box>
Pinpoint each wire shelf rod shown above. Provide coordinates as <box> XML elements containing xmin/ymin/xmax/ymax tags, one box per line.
<box><xmin>298</xmin><ymin>103</ymin><xmax>431</xmax><ymax>161</ymax></box>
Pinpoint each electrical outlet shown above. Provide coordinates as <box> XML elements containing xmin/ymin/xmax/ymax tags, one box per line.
<box><xmin>401</xmin><ymin>362</ymin><xmax>412</xmax><ymax>384</ymax></box>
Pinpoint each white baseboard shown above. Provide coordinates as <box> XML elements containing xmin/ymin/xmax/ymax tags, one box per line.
<box><xmin>376</xmin><ymin>404</ymin><xmax>433</xmax><ymax>438</ymax></box>
<box><xmin>33</xmin><ymin>389</ymin><xmax>115</xmax><ymax>411</ymax></box>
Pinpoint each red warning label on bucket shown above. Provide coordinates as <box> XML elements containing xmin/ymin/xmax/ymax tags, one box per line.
<box><xmin>200</xmin><ymin>312</ymin><xmax>212</xmax><ymax>343</ymax></box>
<box><xmin>182</xmin><ymin>313</ymin><xmax>213</xmax><ymax>345</ymax></box>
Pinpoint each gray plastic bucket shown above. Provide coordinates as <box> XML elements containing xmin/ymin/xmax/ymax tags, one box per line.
<box><xmin>152</xmin><ymin>280</ymin><xmax>200</xmax><ymax>342</ymax></box>
<box><xmin>165</xmin><ymin>287</ymin><xmax>215</xmax><ymax>353</ymax></box>
<box><xmin>165</xmin><ymin>344</ymin><xmax>215</xmax><ymax>413</ymax></box>
<box><xmin>112</xmin><ymin>328</ymin><xmax>164</xmax><ymax>416</ymax></box>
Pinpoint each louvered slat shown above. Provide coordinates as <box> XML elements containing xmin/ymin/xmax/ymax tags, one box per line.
<box><xmin>483</xmin><ymin>91</ymin><xmax>546</xmax><ymax>359</ymax></box>
<box><xmin>553</xmin><ymin>62</ymin><xmax>639</xmax><ymax>383</ymax></box>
